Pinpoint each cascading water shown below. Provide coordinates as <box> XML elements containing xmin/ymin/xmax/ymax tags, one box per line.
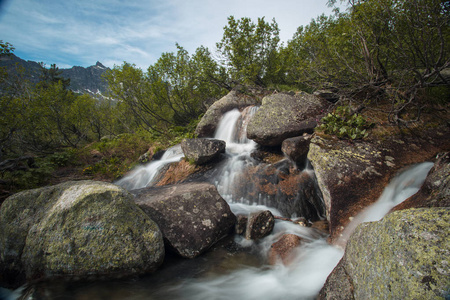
<box><xmin>115</xmin><ymin>144</ymin><xmax>184</xmax><ymax>190</ymax></box>
<box><xmin>159</xmin><ymin>108</ymin><xmax>434</xmax><ymax>300</ymax></box>
<box><xmin>214</xmin><ymin>107</ymin><xmax>325</xmax><ymax>220</ymax></box>
<box><xmin>11</xmin><ymin>107</ymin><xmax>434</xmax><ymax>300</ymax></box>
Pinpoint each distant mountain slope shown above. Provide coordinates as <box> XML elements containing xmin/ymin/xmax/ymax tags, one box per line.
<box><xmin>61</xmin><ymin>61</ymin><xmax>110</xmax><ymax>98</ymax></box>
<box><xmin>0</xmin><ymin>54</ymin><xmax>110</xmax><ymax>98</ymax></box>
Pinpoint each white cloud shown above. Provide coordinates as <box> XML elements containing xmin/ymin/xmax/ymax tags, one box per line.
<box><xmin>0</xmin><ymin>0</ymin><xmax>337</xmax><ymax>70</ymax></box>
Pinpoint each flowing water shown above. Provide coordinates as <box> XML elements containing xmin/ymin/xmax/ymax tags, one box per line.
<box><xmin>11</xmin><ymin>107</ymin><xmax>434</xmax><ymax>300</ymax></box>
<box><xmin>115</xmin><ymin>144</ymin><xmax>184</xmax><ymax>190</ymax></box>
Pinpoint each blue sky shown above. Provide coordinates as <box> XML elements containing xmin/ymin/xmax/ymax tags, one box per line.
<box><xmin>0</xmin><ymin>0</ymin><xmax>339</xmax><ymax>69</ymax></box>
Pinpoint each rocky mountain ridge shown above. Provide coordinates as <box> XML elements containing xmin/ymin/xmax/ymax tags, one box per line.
<box><xmin>0</xmin><ymin>54</ymin><xmax>110</xmax><ymax>99</ymax></box>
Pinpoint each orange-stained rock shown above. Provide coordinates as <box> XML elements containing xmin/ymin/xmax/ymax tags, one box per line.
<box><xmin>268</xmin><ymin>234</ymin><xmax>302</xmax><ymax>265</ymax></box>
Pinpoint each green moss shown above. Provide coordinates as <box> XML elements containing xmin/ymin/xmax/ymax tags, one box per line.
<box><xmin>1</xmin><ymin>181</ymin><xmax>164</xmax><ymax>282</ymax></box>
<box><xmin>344</xmin><ymin>208</ymin><xmax>449</xmax><ymax>299</ymax></box>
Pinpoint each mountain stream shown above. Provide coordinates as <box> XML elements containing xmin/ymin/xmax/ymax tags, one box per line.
<box><xmin>10</xmin><ymin>107</ymin><xmax>433</xmax><ymax>300</ymax></box>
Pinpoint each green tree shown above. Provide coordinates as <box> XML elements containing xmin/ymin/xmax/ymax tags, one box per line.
<box><xmin>106</xmin><ymin>45</ymin><xmax>228</xmax><ymax>134</ymax></box>
<box><xmin>216</xmin><ymin>16</ymin><xmax>281</xmax><ymax>86</ymax></box>
<box><xmin>287</xmin><ymin>0</ymin><xmax>449</xmax><ymax>122</ymax></box>
<box><xmin>39</xmin><ymin>63</ymin><xmax>71</xmax><ymax>90</ymax></box>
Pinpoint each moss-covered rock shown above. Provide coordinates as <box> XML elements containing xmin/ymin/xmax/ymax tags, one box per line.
<box><xmin>319</xmin><ymin>208</ymin><xmax>450</xmax><ymax>299</ymax></box>
<box><xmin>247</xmin><ymin>92</ymin><xmax>328</xmax><ymax>146</ymax></box>
<box><xmin>307</xmin><ymin>135</ymin><xmax>388</xmax><ymax>240</ymax></box>
<box><xmin>0</xmin><ymin>181</ymin><xmax>164</xmax><ymax>288</ymax></box>
<box><xmin>307</xmin><ymin>130</ymin><xmax>450</xmax><ymax>242</ymax></box>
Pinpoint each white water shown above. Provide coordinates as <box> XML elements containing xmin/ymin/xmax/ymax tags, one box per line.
<box><xmin>115</xmin><ymin>144</ymin><xmax>184</xmax><ymax>190</ymax></box>
<box><xmin>337</xmin><ymin>161</ymin><xmax>434</xmax><ymax>247</ymax></box>
<box><xmin>168</xmin><ymin>108</ymin><xmax>434</xmax><ymax>300</ymax></box>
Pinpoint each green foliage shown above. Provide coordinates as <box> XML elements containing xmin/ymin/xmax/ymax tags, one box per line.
<box><xmin>217</xmin><ymin>16</ymin><xmax>281</xmax><ymax>86</ymax></box>
<box><xmin>105</xmin><ymin>45</ymin><xmax>228</xmax><ymax>134</ymax></box>
<box><xmin>317</xmin><ymin>106</ymin><xmax>374</xmax><ymax>139</ymax></box>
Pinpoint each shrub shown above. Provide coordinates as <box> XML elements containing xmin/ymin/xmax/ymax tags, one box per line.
<box><xmin>316</xmin><ymin>106</ymin><xmax>374</xmax><ymax>140</ymax></box>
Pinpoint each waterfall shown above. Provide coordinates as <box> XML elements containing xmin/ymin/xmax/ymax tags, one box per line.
<box><xmin>214</xmin><ymin>107</ymin><xmax>324</xmax><ymax>220</ymax></box>
<box><xmin>115</xmin><ymin>144</ymin><xmax>184</xmax><ymax>190</ymax></box>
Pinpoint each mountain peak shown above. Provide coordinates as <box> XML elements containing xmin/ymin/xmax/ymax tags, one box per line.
<box><xmin>95</xmin><ymin>61</ymin><xmax>106</xmax><ymax>69</ymax></box>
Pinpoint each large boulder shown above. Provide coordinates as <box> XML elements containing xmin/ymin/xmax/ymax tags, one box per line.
<box><xmin>307</xmin><ymin>132</ymin><xmax>449</xmax><ymax>242</ymax></box>
<box><xmin>319</xmin><ymin>208</ymin><xmax>450</xmax><ymax>299</ymax></box>
<box><xmin>133</xmin><ymin>183</ymin><xmax>236</xmax><ymax>258</ymax></box>
<box><xmin>307</xmin><ymin>136</ymin><xmax>388</xmax><ymax>241</ymax></box>
<box><xmin>0</xmin><ymin>181</ymin><xmax>164</xmax><ymax>288</ymax></box>
<box><xmin>195</xmin><ymin>87</ymin><xmax>265</xmax><ymax>137</ymax></box>
<box><xmin>247</xmin><ymin>92</ymin><xmax>328</xmax><ymax>146</ymax></box>
<box><xmin>181</xmin><ymin>138</ymin><xmax>226</xmax><ymax>165</ymax></box>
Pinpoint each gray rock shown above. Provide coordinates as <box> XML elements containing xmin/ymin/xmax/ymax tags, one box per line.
<box><xmin>307</xmin><ymin>135</ymin><xmax>388</xmax><ymax>241</ymax></box>
<box><xmin>134</xmin><ymin>183</ymin><xmax>236</xmax><ymax>258</ymax></box>
<box><xmin>181</xmin><ymin>138</ymin><xmax>226</xmax><ymax>165</ymax></box>
<box><xmin>319</xmin><ymin>208</ymin><xmax>450</xmax><ymax>299</ymax></box>
<box><xmin>247</xmin><ymin>92</ymin><xmax>328</xmax><ymax>146</ymax></box>
<box><xmin>0</xmin><ymin>181</ymin><xmax>164</xmax><ymax>288</ymax></box>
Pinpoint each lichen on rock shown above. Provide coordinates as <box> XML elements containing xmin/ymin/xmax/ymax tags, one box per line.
<box><xmin>319</xmin><ymin>208</ymin><xmax>450</xmax><ymax>299</ymax></box>
<box><xmin>0</xmin><ymin>180</ymin><xmax>165</xmax><ymax>288</ymax></box>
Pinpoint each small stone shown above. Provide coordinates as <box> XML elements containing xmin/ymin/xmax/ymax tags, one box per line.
<box><xmin>245</xmin><ymin>210</ymin><xmax>275</xmax><ymax>240</ymax></box>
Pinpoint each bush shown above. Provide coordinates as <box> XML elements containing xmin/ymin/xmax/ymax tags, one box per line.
<box><xmin>317</xmin><ymin>106</ymin><xmax>374</xmax><ymax>140</ymax></box>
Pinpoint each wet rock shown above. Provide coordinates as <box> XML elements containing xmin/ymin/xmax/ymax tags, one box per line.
<box><xmin>245</xmin><ymin>210</ymin><xmax>275</xmax><ymax>240</ymax></box>
<box><xmin>281</xmin><ymin>134</ymin><xmax>313</xmax><ymax>165</ymax></box>
<box><xmin>394</xmin><ymin>152</ymin><xmax>450</xmax><ymax>210</ymax></box>
<box><xmin>247</xmin><ymin>92</ymin><xmax>328</xmax><ymax>146</ymax></box>
<box><xmin>181</xmin><ymin>138</ymin><xmax>226</xmax><ymax>165</ymax></box>
<box><xmin>268</xmin><ymin>234</ymin><xmax>302</xmax><ymax>265</ymax></box>
<box><xmin>195</xmin><ymin>88</ymin><xmax>264</xmax><ymax>137</ymax></box>
<box><xmin>134</xmin><ymin>183</ymin><xmax>236</xmax><ymax>258</ymax></box>
<box><xmin>0</xmin><ymin>181</ymin><xmax>164</xmax><ymax>288</ymax></box>
<box><xmin>320</xmin><ymin>208</ymin><xmax>449</xmax><ymax>299</ymax></box>
<box><xmin>229</xmin><ymin>159</ymin><xmax>325</xmax><ymax>221</ymax></box>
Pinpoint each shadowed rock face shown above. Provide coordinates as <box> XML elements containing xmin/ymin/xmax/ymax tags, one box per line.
<box><xmin>234</xmin><ymin>211</ymin><xmax>275</xmax><ymax>240</ymax></box>
<box><xmin>247</xmin><ymin>92</ymin><xmax>328</xmax><ymax>147</ymax></box>
<box><xmin>0</xmin><ymin>181</ymin><xmax>164</xmax><ymax>288</ymax></box>
<box><xmin>319</xmin><ymin>208</ymin><xmax>450</xmax><ymax>300</ymax></box>
<box><xmin>133</xmin><ymin>183</ymin><xmax>236</xmax><ymax>259</ymax></box>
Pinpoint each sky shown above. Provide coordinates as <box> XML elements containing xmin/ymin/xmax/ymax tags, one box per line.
<box><xmin>0</xmin><ymin>0</ymin><xmax>340</xmax><ymax>70</ymax></box>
